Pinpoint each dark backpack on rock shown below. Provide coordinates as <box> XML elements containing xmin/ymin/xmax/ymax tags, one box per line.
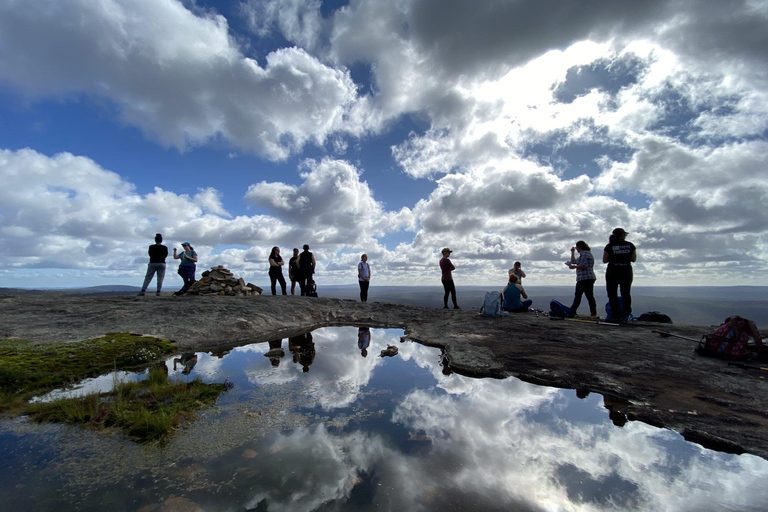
<box><xmin>637</xmin><ymin>311</ymin><xmax>672</xmax><ymax>323</ymax></box>
<box><xmin>549</xmin><ymin>300</ymin><xmax>575</xmax><ymax>318</ymax></box>
<box><xmin>307</xmin><ymin>280</ymin><xmax>318</xmax><ymax>298</ymax></box>
<box><xmin>697</xmin><ymin>316</ymin><xmax>762</xmax><ymax>360</ymax></box>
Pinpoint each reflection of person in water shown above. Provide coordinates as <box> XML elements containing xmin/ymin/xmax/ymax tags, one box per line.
<box><xmin>264</xmin><ymin>339</ymin><xmax>285</xmax><ymax>367</ymax></box>
<box><xmin>289</xmin><ymin>332</ymin><xmax>315</xmax><ymax>373</ymax></box>
<box><xmin>173</xmin><ymin>352</ymin><xmax>198</xmax><ymax>374</ymax></box>
<box><xmin>357</xmin><ymin>327</ymin><xmax>371</xmax><ymax>357</ymax></box>
<box><xmin>603</xmin><ymin>394</ymin><xmax>629</xmax><ymax>427</ymax></box>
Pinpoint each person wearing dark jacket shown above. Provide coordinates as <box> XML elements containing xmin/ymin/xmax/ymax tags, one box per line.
<box><xmin>298</xmin><ymin>244</ymin><xmax>316</xmax><ymax>296</ymax></box>
<box><xmin>268</xmin><ymin>246</ymin><xmax>287</xmax><ymax>295</ymax></box>
<box><xmin>138</xmin><ymin>233</ymin><xmax>168</xmax><ymax>296</ymax></box>
<box><xmin>603</xmin><ymin>228</ymin><xmax>636</xmax><ymax>321</ymax></box>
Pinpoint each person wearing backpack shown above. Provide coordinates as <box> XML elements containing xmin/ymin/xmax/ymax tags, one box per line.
<box><xmin>298</xmin><ymin>244</ymin><xmax>316</xmax><ymax>296</ymax></box>
<box><xmin>567</xmin><ymin>240</ymin><xmax>597</xmax><ymax>317</ymax></box>
<box><xmin>502</xmin><ymin>274</ymin><xmax>532</xmax><ymax>312</ymax></box>
<box><xmin>603</xmin><ymin>228</ymin><xmax>636</xmax><ymax>322</ymax></box>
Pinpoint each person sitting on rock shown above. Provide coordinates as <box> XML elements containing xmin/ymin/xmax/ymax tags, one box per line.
<box><xmin>502</xmin><ymin>274</ymin><xmax>532</xmax><ymax>312</ymax></box>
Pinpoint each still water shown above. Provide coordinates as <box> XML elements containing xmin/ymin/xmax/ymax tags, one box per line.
<box><xmin>2</xmin><ymin>327</ymin><xmax>767</xmax><ymax>512</ymax></box>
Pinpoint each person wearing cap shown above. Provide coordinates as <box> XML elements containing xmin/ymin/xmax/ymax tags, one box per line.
<box><xmin>138</xmin><ymin>233</ymin><xmax>168</xmax><ymax>296</ymax></box>
<box><xmin>439</xmin><ymin>248</ymin><xmax>459</xmax><ymax>309</ymax></box>
<box><xmin>173</xmin><ymin>241</ymin><xmax>198</xmax><ymax>295</ymax></box>
<box><xmin>602</xmin><ymin>228</ymin><xmax>636</xmax><ymax>321</ymax></box>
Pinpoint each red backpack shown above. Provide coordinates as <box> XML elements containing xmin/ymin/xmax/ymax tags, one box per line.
<box><xmin>697</xmin><ymin>316</ymin><xmax>763</xmax><ymax>360</ymax></box>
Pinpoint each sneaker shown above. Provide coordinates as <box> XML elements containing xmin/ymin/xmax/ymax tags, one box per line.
<box><xmin>156</xmin><ymin>291</ymin><xmax>162</xmax><ymax>297</ymax></box>
<box><xmin>137</xmin><ymin>291</ymin><xmax>145</xmax><ymax>297</ymax></box>
<box><xmin>443</xmin><ymin>306</ymin><xmax>449</xmax><ymax>309</ymax></box>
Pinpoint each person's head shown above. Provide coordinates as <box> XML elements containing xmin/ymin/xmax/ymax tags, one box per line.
<box><xmin>361</xmin><ymin>349</ymin><xmax>367</xmax><ymax>358</ymax></box>
<box><xmin>181</xmin><ymin>242</ymin><xmax>193</xmax><ymax>251</ymax></box>
<box><xmin>509</xmin><ymin>273</ymin><xmax>519</xmax><ymax>284</ymax></box>
<box><xmin>155</xmin><ymin>233</ymin><xmax>163</xmax><ymax>244</ymax></box>
<box><xmin>513</xmin><ymin>261</ymin><xmax>521</xmax><ymax>269</ymax></box>
<box><xmin>361</xmin><ymin>254</ymin><xmax>367</xmax><ymax>262</ymax></box>
<box><xmin>303</xmin><ymin>244</ymin><xmax>310</xmax><ymax>251</ymax></box>
<box><xmin>441</xmin><ymin>248</ymin><xmax>452</xmax><ymax>257</ymax></box>
<box><xmin>270</xmin><ymin>246</ymin><xmax>280</xmax><ymax>259</ymax></box>
<box><xmin>293</xmin><ymin>248</ymin><xmax>299</xmax><ymax>256</ymax></box>
<box><xmin>575</xmin><ymin>240</ymin><xmax>590</xmax><ymax>252</ymax></box>
<box><xmin>612</xmin><ymin>228</ymin><xmax>628</xmax><ymax>240</ymax></box>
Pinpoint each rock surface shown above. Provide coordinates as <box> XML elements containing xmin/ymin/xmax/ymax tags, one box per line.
<box><xmin>1</xmin><ymin>293</ymin><xmax>767</xmax><ymax>460</ymax></box>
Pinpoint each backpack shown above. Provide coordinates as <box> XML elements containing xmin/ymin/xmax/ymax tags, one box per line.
<box><xmin>307</xmin><ymin>280</ymin><xmax>318</xmax><ymax>298</ymax></box>
<box><xmin>697</xmin><ymin>316</ymin><xmax>762</xmax><ymax>360</ymax></box>
<box><xmin>549</xmin><ymin>300</ymin><xmax>575</xmax><ymax>318</ymax></box>
<box><xmin>605</xmin><ymin>298</ymin><xmax>625</xmax><ymax>321</ymax></box>
<box><xmin>480</xmin><ymin>292</ymin><xmax>505</xmax><ymax>318</ymax></box>
<box><xmin>637</xmin><ymin>311</ymin><xmax>672</xmax><ymax>323</ymax></box>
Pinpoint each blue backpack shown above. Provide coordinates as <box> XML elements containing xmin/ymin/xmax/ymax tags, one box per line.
<box><xmin>480</xmin><ymin>291</ymin><xmax>506</xmax><ymax>317</ymax></box>
<box><xmin>549</xmin><ymin>300</ymin><xmax>575</xmax><ymax>318</ymax></box>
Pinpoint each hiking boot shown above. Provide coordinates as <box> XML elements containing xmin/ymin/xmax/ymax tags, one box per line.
<box><xmin>137</xmin><ymin>291</ymin><xmax>145</xmax><ymax>297</ymax></box>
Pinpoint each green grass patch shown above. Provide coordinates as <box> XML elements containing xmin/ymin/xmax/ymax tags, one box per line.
<box><xmin>24</xmin><ymin>366</ymin><xmax>228</xmax><ymax>443</ymax></box>
<box><xmin>0</xmin><ymin>333</ymin><xmax>175</xmax><ymax>409</ymax></box>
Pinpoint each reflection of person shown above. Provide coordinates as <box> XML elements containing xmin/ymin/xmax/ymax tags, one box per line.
<box><xmin>567</xmin><ymin>241</ymin><xmax>597</xmax><ymax>317</ymax></box>
<box><xmin>289</xmin><ymin>332</ymin><xmax>315</xmax><ymax>372</ymax></box>
<box><xmin>439</xmin><ymin>248</ymin><xmax>459</xmax><ymax>309</ymax></box>
<box><xmin>502</xmin><ymin>274</ymin><xmax>532</xmax><ymax>312</ymax></box>
<box><xmin>603</xmin><ymin>228</ymin><xmax>637</xmax><ymax>321</ymax></box>
<box><xmin>357</xmin><ymin>254</ymin><xmax>371</xmax><ymax>302</ymax></box>
<box><xmin>264</xmin><ymin>339</ymin><xmax>285</xmax><ymax>367</ymax></box>
<box><xmin>173</xmin><ymin>242</ymin><xmax>198</xmax><ymax>295</ymax></box>
<box><xmin>268</xmin><ymin>246</ymin><xmax>287</xmax><ymax>295</ymax></box>
<box><xmin>138</xmin><ymin>233</ymin><xmax>168</xmax><ymax>296</ymax></box>
<box><xmin>298</xmin><ymin>244</ymin><xmax>316</xmax><ymax>296</ymax></box>
<box><xmin>508</xmin><ymin>261</ymin><xmax>526</xmax><ymax>284</ymax></box>
<box><xmin>288</xmin><ymin>248</ymin><xmax>300</xmax><ymax>295</ymax></box>
<box><xmin>173</xmin><ymin>352</ymin><xmax>198</xmax><ymax>374</ymax></box>
<box><xmin>357</xmin><ymin>327</ymin><xmax>371</xmax><ymax>358</ymax></box>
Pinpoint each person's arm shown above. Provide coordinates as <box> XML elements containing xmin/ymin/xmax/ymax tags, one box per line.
<box><xmin>630</xmin><ymin>247</ymin><xmax>637</xmax><ymax>263</ymax></box>
<box><xmin>517</xmin><ymin>284</ymin><xmax>528</xmax><ymax>299</ymax></box>
<box><xmin>173</xmin><ymin>248</ymin><xmax>181</xmax><ymax>259</ymax></box>
<box><xmin>187</xmin><ymin>251</ymin><xmax>198</xmax><ymax>263</ymax></box>
<box><xmin>367</xmin><ymin>263</ymin><xmax>371</xmax><ymax>281</ymax></box>
<box><xmin>357</xmin><ymin>262</ymin><xmax>363</xmax><ymax>279</ymax></box>
<box><xmin>449</xmin><ymin>260</ymin><xmax>455</xmax><ymax>271</ymax></box>
<box><xmin>269</xmin><ymin>258</ymin><xmax>278</xmax><ymax>268</ymax></box>
<box><xmin>311</xmin><ymin>254</ymin><xmax>316</xmax><ymax>272</ymax></box>
<box><xmin>519</xmin><ymin>270</ymin><xmax>526</xmax><ymax>278</ymax></box>
<box><xmin>602</xmin><ymin>250</ymin><xmax>610</xmax><ymax>264</ymax></box>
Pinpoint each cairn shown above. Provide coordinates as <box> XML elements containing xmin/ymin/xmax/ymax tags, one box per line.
<box><xmin>186</xmin><ymin>266</ymin><xmax>263</xmax><ymax>296</ymax></box>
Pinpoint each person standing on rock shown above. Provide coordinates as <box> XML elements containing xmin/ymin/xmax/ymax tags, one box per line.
<box><xmin>288</xmin><ymin>248</ymin><xmax>300</xmax><ymax>295</ymax></box>
<box><xmin>298</xmin><ymin>244</ymin><xmax>316</xmax><ymax>296</ymax></box>
<box><xmin>173</xmin><ymin>242</ymin><xmax>198</xmax><ymax>296</ymax></box>
<box><xmin>357</xmin><ymin>254</ymin><xmax>371</xmax><ymax>302</ymax></box>
<box><xmin>440</xmin><ymin>248</ymin><xmax>459</xmax><ymax>309</ymax></box>
<box><xmin>138</xmin><ymin>233</ymin><xmax>168</xmax><ymax>296</ymax></box>
<box><xmin>567</xmin><ymin>241</ymin><xmax>597</xmax><ymax>317</ymax></box>
<box><xmin>268</xmin><ymin>246</ymin><xmax>287</xmax><ymax>295</ymax></box>
<box><xmin>603</xmin><ymin>228</ymin><xmax>636</xmax><ymax>321</ymax></box>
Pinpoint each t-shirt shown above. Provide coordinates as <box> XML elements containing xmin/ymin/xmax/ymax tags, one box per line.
<box><xmin>148</xmin><ymin>244</ymin><xmax>168</xmax><ymax>263</ymax></box>
<box><xmin>299</xmin><ymin>251</ymin><xmax>314</xmax><ymax>271</ymax></box>
<box><xmin>179</xmin><ymin>250</ymin><xmax>197</xmax><ymax>266</ymax></box>
<box><xmin>358</xmin><ymin>261</ymin><xmax>371</xmax><ymax>281</ymax></box>
<box><xmin>440</xmin><ymin>257</ymin><xmax>455</xmax><ymax>281</ymax></box>
<box><xmin>603</xmin><ymin>240</ymin><xmax>636</xmax><ymax>270</ymax></box>
<box><xmin>288</xmin><ymin>256</ymin><xmax>299</xmax><ymax>278</ymax></box>
<box><xmin>269</xmin><ymin>254</ymin><xmax>283</xmax><ymax>274</ymax></box>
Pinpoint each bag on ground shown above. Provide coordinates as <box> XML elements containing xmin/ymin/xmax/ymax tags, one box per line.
<box><xmin>307</xmin><ymin>280</ymin><xmax>318</xmax><ymax>297</ymax></box>
<box><xmin>480</xmin><ymin>291</ymin><xmax>505</xmax><ymax>318</ymax></box>
<box><xmin>637</xmin><ymin>311</ymin><xmax>673</xmax><ymax>323</ymax></box>
<box><xmin>696</xmin><ymin>316</ymin><xmax>762</xmax><ymax>360</ymax></box>
<box><xmin>605</xmin><ymin>298</ymin><xmax>625</xmax><ymax>321</ymax></box>
<box><xmin>549</xmin><ymin>300</ymin><xmax>575</xmax><ymax>318</ymax></box>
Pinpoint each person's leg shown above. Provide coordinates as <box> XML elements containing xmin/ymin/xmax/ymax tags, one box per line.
<box><xmin>299</xmin><ymin>272</ymin><xmax>308</xmax><ymax>296</ymax></box>
<box><xmin>179</xmin><ymin>266</ymin><xmax>196</xmax><ymax>294</ymax></box>
<box><xmin>619</xmin><ymin>270</ymin><xmax>633</xmax><ymax>318</ymax></box>
<box><xmin>291</xmin><ymin>279</ymin><xmax>297</xmax><ymax>295</ymax></box>
<box><xmin>447</xmin><ymin>280</ymin><xmax>458</xmax><ymax>308</ymax></box>
<box><xmin>270</xmin><ymin>273</ymin><xmax>278</xmax><ymax>295</ymax></box>
<box><xmin>606</xmin><ymin>274</ymin><xmax>620</xmax><ymax>320</ymax></box>
<box><xmin>360</xmin><ymin>281</ymin><xmax>369</xmax><ymax>302</ymax></box>
<box><xmin>584</xmin><ymin>279</ymin><xmax>597</xmax><ymax>316</ymax></box>
<box><xmin>521</xmin><ymin>299</ymin><xmax>532</xmax><ymax>310</ymax></box>
<box><xmin>140</xmin><ymin>264</ymin><xmax>156</xmax><ymax>294</ymax></box>
<box><xmin>442</xmin><ymin>280</ymin><xmax>450</xmax><ymax>308</ymax></box>
<box><xmin>156</xmin><ymin>263</ymin><xmax>166</xmax><ymax>294</ymax></box>
<box><xmin>278</xmin><ymin>273</ymin><xmax>287</xmax><ymax>295</ymax></box>
<box><xmin>570</xmin><ymin>280</ymin><xmax>584</xmax><ymax>312</ymax></box>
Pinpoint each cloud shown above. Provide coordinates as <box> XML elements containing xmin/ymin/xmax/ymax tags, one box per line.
<box><xmin>0</xmin><ymin>0</ymin><xmax>358</xmax><ymax>160</ymax></box>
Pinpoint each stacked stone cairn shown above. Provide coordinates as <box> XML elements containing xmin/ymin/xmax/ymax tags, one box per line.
<box><xmin>187</xmin><ymin>266</ymin><xmax>263</xmax><ymax>296</ymax></box>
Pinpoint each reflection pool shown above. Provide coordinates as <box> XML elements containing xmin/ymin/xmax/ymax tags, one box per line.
<box><xmin>2</xmin><ymin>327</ymin><xmax>767</xmax><ymax>512</ymax></box>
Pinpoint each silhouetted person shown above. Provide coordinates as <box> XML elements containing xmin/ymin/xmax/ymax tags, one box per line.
<box><xmin>298</xmin><ymin>244</ymin><xmax>316</xmax><ymax>296</ymax></box>
<box><xmin>357</xmin><ymin>254</ymin><xmax>371</xmax><ymax>302</ymax></box>
<box><xmin>264</xmin><ymin>339</ymin><xmax>285</xmax><ymax>367</ymax></box>
<box><xmin>288</xmin><ymin>248</ymin><xmax>300</xmax><ymax>295</ymax></box>
<box><xmin>138</xmin><ymin>233</ymin><xmax>168</xmax><ymax>296</ymax></box>
<box><xmin>268</xmin><ymin>246</ymin><xmax>287</xmax><ymax>295</ymax></box>
<box><xmin>440</xmin><ymin>247</ymin><xmax>459</xmax><ymax>309</ymax></box>
<box><xmin>603</xmin><ymin>228</ymin><xmax>636</xmax><ymax>321</ymax></box>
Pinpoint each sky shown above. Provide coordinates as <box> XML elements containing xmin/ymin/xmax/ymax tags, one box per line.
<box><xmin>0</xmin><ymin>0</ymin><xmax>767</xmax><ymax>289</ymax></box>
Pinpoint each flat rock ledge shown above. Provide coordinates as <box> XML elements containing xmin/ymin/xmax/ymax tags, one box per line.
<box><xmin>1</xmin><ymin>294</ymin><xmax>767</xmax><ymax>461</ymax></box>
